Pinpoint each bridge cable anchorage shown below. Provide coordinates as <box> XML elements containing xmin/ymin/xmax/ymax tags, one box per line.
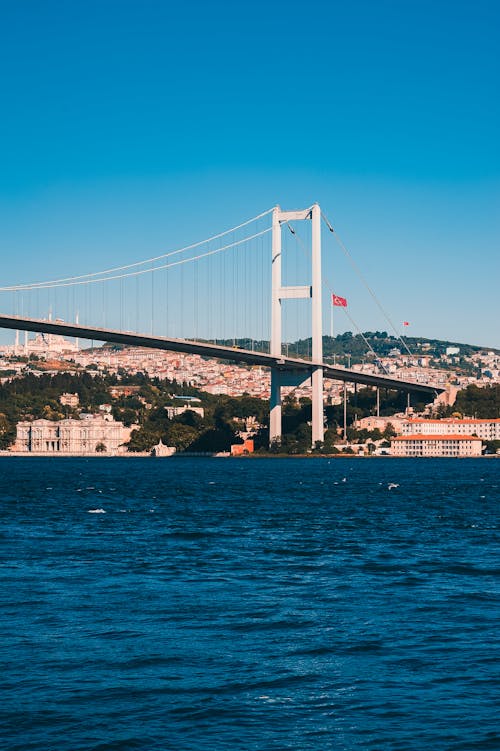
<box><xmin>320</xmin><ymin>210</ymin><xmax>413</xmax><ymax>357</ymax></box>
<box><xmin>0</xmin><ymin>228</ymin><xmax>272</xmax><ymax>291</ymax></box>
<box><xmin>1</xmin><ymin>207</ymin><xmax>274</xmax><ymax>291</ymax></box>
<box><xmin>284</xmin><ymin>220</ymin><xmax>376</xmax><ymax>361</ymax></box>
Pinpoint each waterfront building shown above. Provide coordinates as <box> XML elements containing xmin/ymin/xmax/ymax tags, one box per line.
<box><xmin>151</xmin><ymin>440</ymin><xmax>176</xmax><ymax>457</ymax></box>
<box><xmin>14</xmin><ymin>414</ymin><xmax>134</xmax><ymax>454</ymax></box>
<box><xmin>391</xmin><ymin>434</ymin><xmax>483</xmax><ymax>457</ymax></box>
<box><xmin>402</xmin><ymin>418</ymin><xmax>500</xmax><ymax>441</ymax></box>
<box><xmin>230</xmin><ymin>439</ymin><xmax>255</xmax><ymax>456</ymax></box>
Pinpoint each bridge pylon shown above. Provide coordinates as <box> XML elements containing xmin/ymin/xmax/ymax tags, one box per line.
<box><xmin>269</xmin><ymin>203</ymin><xmax>323</xmax><ymax>448</ymax></box>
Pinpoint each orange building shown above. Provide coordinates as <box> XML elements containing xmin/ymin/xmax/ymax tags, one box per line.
<box><xmin>231</xmin><ymin>439</ymin><xmax>254</xmax><ymax>456</ymax></box>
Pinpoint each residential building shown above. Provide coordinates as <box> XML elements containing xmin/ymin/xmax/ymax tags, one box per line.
<box><xmin>165</xmin><ymin>405</ymin><xmax>204</xmax><ymax>419</ymax></box>
<box><xmin>60</xmin><ymin>392</ymin><xmax>79</xmax><ymax>407</ymax></box>
<box><xmin>356</xmin><ymin>415</ymin><xmax>407</xmax><ymax>433</ymax></box>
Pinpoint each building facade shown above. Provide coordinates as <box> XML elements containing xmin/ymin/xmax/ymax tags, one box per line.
<box><xmin>402</xmin><ymin>419</ymin><xmax>500</xmax><ymax>441</ymax></box>
<box><xmin>14</xmin><ymin>415</ymin><xmax>134</xmax><ymax>454</ymax></box>
<box><xmin>165</xmin><ymin>405</ymin><xmax>205</xmax><ymax>419</ymax></box>
<box><xmin>59</xmin><ymin>392</ymin><xmax>79</xmax><ymax>407</ymax></box>
<box><xmin>356</xmin><ymin>415</ymin><xmax>407</xmax><ymax>433</ymax></box>
<box><xmin>391</xmin><ymin>434</ymin><xmax>483</xmax><ymax>457</ymax></box>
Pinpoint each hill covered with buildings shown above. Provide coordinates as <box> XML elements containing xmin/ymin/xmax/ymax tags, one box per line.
<box><xmin>0</xmin><ymin>368</ymin><xmax>498</xmax><ymax>456</ymax></box>
<box><xmin>0</xmin><ymin>328</ymin><xmax>498</xmax><ymax>456</ymax></box>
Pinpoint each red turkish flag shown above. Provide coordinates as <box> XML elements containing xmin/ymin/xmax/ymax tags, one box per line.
<box><xmin>332</xmin><ymin>294</ymin><xmax>347</xmax><ymax>307</ymax></box>
<box><xmin>403</xmin><ymin>321</ymin><xmax>410</xmax><ymax>326</ymax></box>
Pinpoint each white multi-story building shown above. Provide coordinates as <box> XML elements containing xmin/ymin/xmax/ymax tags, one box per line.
<box><xmin>14</xmin><ymin>414</ymin><xmax>134</xmax><ymax>454</ymax></box>
<box><xmin>165</xmin><ymin>405</ymin><xmax>204</xmax><ymax>419</ymax></box>
<box><xmin>60</xmin><ymin>392</ymin><xmax>79</xmax><ymax>407</ymax></box>
<box><xmin>391</xmin><ymin>435</ymin><xmax>483</xmax><ymax>457</ymax></box>
<box><xmin>356</xmin><ymin>415</ymin><xmax>407</xmax><ymax>433</ymax></box>
<box><xmin>402</xmin><ymin>419</ymin><xmax>500</xmax><ymax>441</ymax></box>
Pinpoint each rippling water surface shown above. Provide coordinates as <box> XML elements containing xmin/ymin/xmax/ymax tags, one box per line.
<box><xmin>0</xmin><ymin>457</ymin><xmax>499</xmax><ymax>750</ymax></box>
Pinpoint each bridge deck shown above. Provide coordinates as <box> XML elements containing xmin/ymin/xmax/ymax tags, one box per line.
<box><xmin>0</xmin><ymin>315</ymin><xmax>443</xmax><ymax>395</ymax></box>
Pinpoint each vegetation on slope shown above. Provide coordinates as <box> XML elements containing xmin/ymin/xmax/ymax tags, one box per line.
<box><xmin>0</xmin><ymin>373</ymin><xmax>498</xmax><ymax>453</ymax></box>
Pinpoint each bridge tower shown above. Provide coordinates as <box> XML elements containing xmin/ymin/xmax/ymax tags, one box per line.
<box><xmin>270</xmin><ymin>204</ymin><xmax>324</xmax><ymax>448</ymax></box>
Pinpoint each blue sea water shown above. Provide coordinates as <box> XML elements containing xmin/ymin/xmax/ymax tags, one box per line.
<box><xmin>0</xmin><ymin>457</ymin><xmax>498</xmax><ymax>751</ymax></box>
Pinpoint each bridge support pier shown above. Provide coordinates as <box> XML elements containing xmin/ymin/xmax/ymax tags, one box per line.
<box><xmin>270</xmin><ymin>370</ymin><xmax>282</xmax><ymax>446</ymax></box>
<box><xmin>311</xmin><ymin>366</ymin><xmax>324</xmax><ymax>446</ymax></box>
<box><xmin>269</xmin><ymin>203</ymin><xmax>324</xmax><ymax>448</ymax></box>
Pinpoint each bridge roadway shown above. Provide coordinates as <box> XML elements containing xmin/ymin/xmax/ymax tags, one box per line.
<box><xmin>0</xmin><ymin>315</ymin><xmax>442</xmax><ymax>396</ymax></box>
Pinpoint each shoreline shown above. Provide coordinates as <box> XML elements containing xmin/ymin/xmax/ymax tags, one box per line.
<box><xmin>0</xmin><ymin>451</ymin><xmax>497</xmax><ymax>459</ymax></box>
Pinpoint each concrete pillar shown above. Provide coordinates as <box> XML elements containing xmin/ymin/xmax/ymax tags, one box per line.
<box><xmin>270</xmin><ymin>371</ymin><xmax>282</xmax><ymax>446</ymax></box>
<box><xmin>343</xmin><ymin>382</ymin><xmax>347</xmax><ymax>440</ymax></box>
<box><xmin>269</xmin><ymin>203</ymin><xmax>324</xmax><ymax>448</ymax></box>
<box><xmin>270</xmin><ymin>206</ymin><xmax>281</xmax><ymax>359</ymax></box>
<box><xmin>270</xmin><ymin>206</ymin><xmax>282</xmax><ymax>445</ymax></box>
<box><xmin>311</xmin><ymin>204</ymin><xmax>324</xmax><ymax>445</ymax></box>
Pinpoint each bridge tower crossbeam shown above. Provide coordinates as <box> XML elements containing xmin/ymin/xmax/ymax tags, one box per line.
<box><xmin>270</xmin><ymin>204</ymin><xmax>324</xmax><ymax>448</ymax></box>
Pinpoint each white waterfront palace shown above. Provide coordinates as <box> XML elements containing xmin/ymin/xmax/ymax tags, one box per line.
<box><xmin>14</xmin><ymin>414</ymin><xmax>134</xmax><ymax>454</ymax></box>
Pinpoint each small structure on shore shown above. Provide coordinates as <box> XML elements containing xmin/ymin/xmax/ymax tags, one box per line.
<box><xmin>230</xmin><ymin>438</ymin><xmax>254</xmax><ymax>456</ymax></box>
<box><xmin>150</xmin><ymin>440</ymin><xmax>176</xmax><ymax>457</ymax></box>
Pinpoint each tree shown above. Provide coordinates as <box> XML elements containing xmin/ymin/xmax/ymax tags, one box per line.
<box><xmin>95</xmin><ymin>442</ymin><xmax>106</xmax><ymax>453</ymax></box>
<box><xmin>128</xmin><ymin>428</ymin><xmax>161</xmax><ymax>452</ymax></box>
<box><xmin>0</xmin><ymin>412</ymin><xmax>14</xmax><ymax>449</ymax></box>
<box><xmin>322</xmin><ymin>427</ymin><xmax>341</xmax><ymax>454</ymax></box>
<box><xmin>164</xmin><ymin>423</ymin><xmax>199</xmax><ymax>451</ymax></box>
<box><xmin>484</xmin><ymin>440</ymin><xmax>500</xmax><ymax>455</ymax></box>
<box><xmin>383</xmin><ymin>422</ymin><xmax>396</xmax><ymax>439</ymax></box>
<box><xmin>454</xmin><ymin>384</ymin><xmax>499</xmax><ymax>419</ymax></box>
<box><xmin>112</xmin><ymin>407</ymin><xmax>138</xmax><ymax>427</ymax></box>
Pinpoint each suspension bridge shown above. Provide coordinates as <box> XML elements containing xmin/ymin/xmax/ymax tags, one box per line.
<box><xmin>0</xmin><ymin>203</ymin><xmax>443</xmax><ymax>446</ymax></box>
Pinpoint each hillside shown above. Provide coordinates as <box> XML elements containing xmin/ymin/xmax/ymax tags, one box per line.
<box><xmin>211</xmin><ymin>332</ymin><xmax>498</xmax><ymax>363</ymax></box>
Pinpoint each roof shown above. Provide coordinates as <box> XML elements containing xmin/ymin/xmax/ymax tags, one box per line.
<box><xmin>406</xmin><ymin>418</ymin><xmax>500</xmax><ymax>424</ymax></box>
<box><xmin>393</xmin><ymin>434</ymin><xmax>483</xmax><ymax>441</ymax></box>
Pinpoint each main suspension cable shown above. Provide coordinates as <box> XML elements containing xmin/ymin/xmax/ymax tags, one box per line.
<box><xmin>0</xmin><ymin>228</ymin><xmax>272</xmax><ymax>291</ymax></box>
<box><xmin>4</xmin><ymin>207</ymin><xmax>274</xmax><ymax>291</ymax></box>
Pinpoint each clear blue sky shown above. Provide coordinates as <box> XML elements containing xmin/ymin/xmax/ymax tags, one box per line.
<box><xmin>0</xmin><ymin>0</ymin><xmax>498</xmax><ymax>347</ymax></box>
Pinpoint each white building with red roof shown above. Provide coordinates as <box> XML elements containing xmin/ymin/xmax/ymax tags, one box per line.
<box><xmin>391</xmin><ymin>434</ymin><xmax>483</xmax><ymax>457</ymax></box>
<box><xmin>402</xmin><ymin>419</ymin><xmax>500</xmax><ymax>441</ymax></box>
